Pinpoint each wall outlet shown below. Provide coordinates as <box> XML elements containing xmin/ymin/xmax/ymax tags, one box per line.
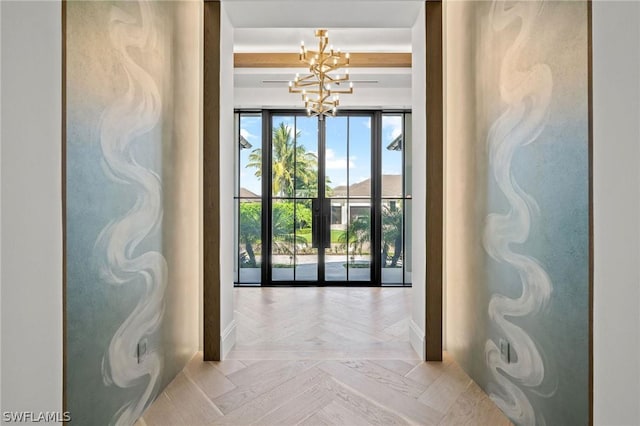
<box><xmin>137</xmin><ymin>339</ymin><xmax>147</xmax><ymax>364</ymax></box>
<box><xmin>499</xmin><ymin>338</ymin><xmax>511</xmax><ymax>363</ymax></box>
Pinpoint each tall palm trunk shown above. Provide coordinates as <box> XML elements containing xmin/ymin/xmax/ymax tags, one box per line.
<box><xmin>244</xmin><ymin>238</ymin><xmax>257</xmax><ymax>267</ymax></box>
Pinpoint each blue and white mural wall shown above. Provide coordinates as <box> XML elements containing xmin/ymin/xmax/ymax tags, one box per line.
<box><xmin>65</xmin><ymin>1</ymin><xmax>201</xmax><ymax>424</ymax></box>
<box><xmin>445</xmin><ymin>1</ymin><xmax>589</xmax><ymax>424</ymax></box>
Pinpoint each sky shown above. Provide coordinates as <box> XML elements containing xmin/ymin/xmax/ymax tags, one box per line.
<box><xmin>238</xmin><ymin>113</ymin><xmax>404</xmax><ymax>197</ymax></box>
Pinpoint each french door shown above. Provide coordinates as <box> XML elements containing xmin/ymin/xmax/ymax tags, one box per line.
<box><xmin>235</xmin><ymin>110</ymin><xmax>411</xmax><ymax>286</ymax></box>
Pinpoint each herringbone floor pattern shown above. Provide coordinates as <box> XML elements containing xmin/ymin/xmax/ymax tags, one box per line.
<box><xmin>138</xmin><ymin>288</ymin><xmax>511</xmax><ymax>425</ymax></box>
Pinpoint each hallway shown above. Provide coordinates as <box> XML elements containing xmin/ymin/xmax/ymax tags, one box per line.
<box><xmin>138</xmin><ymin>288</ymin><xmax>511</xmax><ymax>425</ymax></box>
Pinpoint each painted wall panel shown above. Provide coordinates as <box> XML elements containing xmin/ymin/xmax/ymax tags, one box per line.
<box><xmin>65</xmin><ymin>1</ymin><xmax>201</xmax><ymax>424</ymax></box>
<box><xmin>445</xmin><ymin>1</ymin><xmax>589</xmax><ymax>424</ymax></box>
<box><xmin>593</xmin><ymin>2</ymin><xmax>640</xmax><ymax>424</ymax></box>
<box><xmin>1</xmin><ymin>0</ymin><xmax>63</xmax><ymax>417</ymax></box>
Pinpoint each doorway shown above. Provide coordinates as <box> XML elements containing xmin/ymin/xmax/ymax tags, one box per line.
<box><xmin>234</xmin><ymin>111</ymin><xmax>412</xmax><ymax>286</ymax></box>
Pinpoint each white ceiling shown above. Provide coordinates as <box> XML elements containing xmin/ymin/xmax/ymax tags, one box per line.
<box><xmin>225</xmin><ymin>0</ymin><xmax>420</xmax><ymax>105</ymax></box>
<box><xmin>223</xmin><ymin>1</ymin><xmax>423</xmax><ymax>28</ymax></box>
<box><xmin>234</xmin><ymin>28</ymin><xmax>411</xmax><ymax>53</ymax></box>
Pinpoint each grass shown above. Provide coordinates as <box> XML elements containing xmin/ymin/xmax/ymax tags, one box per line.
<box><xmin>296</xmin><ymin>228</ymin><xmax>347</xmax><ymax>244</ymax></box>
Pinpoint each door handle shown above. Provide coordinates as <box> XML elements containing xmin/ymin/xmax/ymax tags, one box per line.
<box><xmin>324</xmin><ymin>214</ymin><xmax>331</xmax><ymax>249</ymax></box>
<box><xmin>311</xmin><ymin>198</ymin><xmax>320</xmax><ymax>248</ymax></box>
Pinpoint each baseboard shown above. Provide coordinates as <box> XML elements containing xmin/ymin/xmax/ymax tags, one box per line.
<box><xmin>409</xmin><ymin>319</ymin><xmax>425</xmax><ymax>360</ymax></box>
<box><xmin>220</xmin><ymin>319</ymin><xmax>237</xmax><ymax>360</ymax></box>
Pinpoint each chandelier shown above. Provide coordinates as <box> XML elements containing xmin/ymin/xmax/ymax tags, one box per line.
<box><xmin>289</xmin><ymin>29</ymin><xmax>353</xmax><ymax>119</ymax></box>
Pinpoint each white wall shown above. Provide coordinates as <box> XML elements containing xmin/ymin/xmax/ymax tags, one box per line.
<box><xmin>410</xmin><ymin>2</ymin><xmax>426</xmax><ymax>359</ymax></box>
<box><xmin>593</xmin><ymin>1</ymin><xmax>640</xmax><ymax>424</ymax></box>
<box><xmin>234</xmin><ymin>87</ymin><xmax>411</xmax><ymax>110</ymax></box>
<box><xmin>0</xmin><ymin>0</ymin><xmax>63</xmax><ymax>418</ymax></box>
<box><xmin>219</xmin><ymin>3</ymin><xmax>236</xmax><ymax>359</ymax></box>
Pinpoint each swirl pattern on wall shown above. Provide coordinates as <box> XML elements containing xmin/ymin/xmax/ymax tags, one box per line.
<box><xmin>482</xmin><ymin>1</ymin><xmax>553</xmax><ymax>424</ymax></box>
<box><xmin>94</xmin><ymin>2</ymin><xmax>167</xmax><ymax>425</ymax></box>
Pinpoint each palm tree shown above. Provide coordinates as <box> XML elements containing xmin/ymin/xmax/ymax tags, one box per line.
<box><xmin>271</xmin><ymin>201</ymin><xmax>311</xmax><ymax>256</ymax></box>
<box><xmin>247</xmin><ymin>122</ymin><xmax>317</xmax><ymax>197</ymax></box>
<box><xmin>382</xmin><ymin>203</ymin><xmax>403</xmax><ymax>267</ymax></box>
<box><xmin>239</xmin><ymin>202</ymin><xmax>261</xmax><ymax>267</ymax></box>
<box><xmin>339</xmin><ymin>213</ymin><xmax>371</xmax><ymax>257</ymax></box>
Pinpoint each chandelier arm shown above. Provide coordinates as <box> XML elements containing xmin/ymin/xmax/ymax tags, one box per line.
<box><xmin>292</xmin><ymin>29</ymin><xmax>353</xmax><ymax>117</ymax></box>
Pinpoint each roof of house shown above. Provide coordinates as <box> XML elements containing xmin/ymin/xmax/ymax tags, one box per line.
<box><xmin>240</xmin><ymin>187</ymin><xmax>260</xmax><ymax>198</ymax></box>
<box><xmin>331</xmin><ymin>174</ymin><xmax>403</xmax><ymax>198</ymax></box>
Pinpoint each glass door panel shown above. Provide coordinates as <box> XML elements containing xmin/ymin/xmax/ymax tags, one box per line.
<box><xmin>324</xmin><ymin>115</ymin><xmax>372</xmax><ymax>283</ymax></box>
<box><xmin>347</xmin><ymin>200</ymin><xmax>371</xmax><ymax>281</ymax></box>
<box><xmin>270</xmin><ymin>115</ymin><xmax>319</xmax><ymax>283</ymax></box>
<box><xmin>244</xmin><ymin>111</ymin><xmax>410</xmax><ymax>286</ymax></box>
<box><xmin>295</xmin><ymin>199</ymin><xmax>317</xmax><ymax>281</ymax></box>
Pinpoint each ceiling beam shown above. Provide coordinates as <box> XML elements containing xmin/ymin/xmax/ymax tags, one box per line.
<box><xmin>234</xmin><ymin>52</ymin><xmax>411</xmax><ymax>68</ymax></box>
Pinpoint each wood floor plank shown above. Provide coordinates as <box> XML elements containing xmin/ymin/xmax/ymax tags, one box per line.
<box><xmin>297</xmin><ymin>410</ymin><xmax>333</xmax><ymax>426</ymax></box>
<box><xmin>438</xmin><ymin>380</ymin><xmax>513</xmax><ymax>426</ymax></box>
<box><xmin>140</xmin><ymin>393</ymin><xmax>185</xmax><ymax>426</ymax></box>
<box><xmin>253</xmin><ymin>378</ymin><xmax>334</xmax><ymax>425</ymax></box>
<box><xmin>213</xmin><ymin>360</ymin><xmax>319</xmax><ymax>414</ymax></box>
<box><xmin>183</xmin><ymin>355</ymin><xmax>237</xmax><ymax>400</ymax></box>
<box><xmin>321</xmin><ymin>376</ymin><xmax>410</xmax><ymax>426</ymax></box>
<box><xmin>370</xmin><ymin>359</ymin><xmax>421</xmax><ymax>376</ymax></box>
<box><xmin>210</xmin><ymin>359</ymin><xmax>247</xmax><ymax>376</ymax></box>
<box><xmin>299</xmin><ymin>400</ymin><xmax>372</xmax><ymax>426</ymax></box>
<box><xmin>226</xmin><ymin>359</ymin><xmax>316</xmax><ymax>387</ymax></box>
<box><xmin>404</xmin><ymin>360</ymin><xmax>449</xmax><ymax>388</ymax></box>
<box><xmin>340</xmin><ymin>360</ymin><xmax>427</xmax><ymax>398</ymax></box>
<box><xmin>418</xmin><ymin>359</ymin><xmax>472</xmax><ymax>414</ymax></box>
<box><xmin>212</xmin><ymin>367</ymin><xmax>328</xmax><ymax>425</ymax></box>
<box><xmin>163</xmin><ymin>372</ymin><xmax>224</xmax><ymax>424</ymax></box>
<box><xmin>318</xmin><ymin>360</ymin><xmax>445</xmax><ymax>425</ymax></box>
<box><xmin>141</xmin><ymin>289</ymin><xmax>511</xmax><ymax>426</ymax></box>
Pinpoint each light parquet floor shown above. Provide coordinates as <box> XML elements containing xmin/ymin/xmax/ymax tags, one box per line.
<box><xmin>139</xmin><ymin>288</ymin><xmax>511</xmax><ymax>426</ymax></box>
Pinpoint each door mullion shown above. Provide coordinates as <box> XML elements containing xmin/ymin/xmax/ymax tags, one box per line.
<box><xmin>262</xmin><ymin>110</ymin><xmax>271</xmax><ymax>286</ymax></box>
<box><xmin>318</xmin><ymin>117</ymin><xmax>326</xmax><ymax>284</ymax></box>
<box><xmin>373</xmin><ymin>112</ymin><xmax>383</xmax><ymax>286</ymax></box>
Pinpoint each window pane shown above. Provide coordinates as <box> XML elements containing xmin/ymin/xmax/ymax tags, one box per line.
<box><xmin>326</xmin><ymin>198</ymin><xmax>347</xmax><ymax>281</ymax></box>
<box><xmin>404</xmin><ymin>199</ymin><xmax>412</xmax><ymax>284</ymax></box>
<box><xmin>349</xmin><ymin>116</ymin><xmax>371</xmax><ymax>198</ymax></box>
<box><xmin>239</xmin><ymin>114</ymin><xmax>262</xmax><ymax>197</ymax></box>
<box><xmin>272</xmin><ymin>116</ymin><xmax>296</xmax><ymax>198</ymax></box>
<box><xmin>295</xmin><ymin>199</ymin><xmax>317</xmax><ymax>281</ymax></box>
<box><xmin>294</xmin><ymin>116</ymin><xmax>319</xmax><ymax>198</ymax></box>
<box><xmin>325</xmin><ymin>116</ymin><xmax>348</xmax><ymax>199</ymax></box>
<box><xmin>404</xmin><ymin>113</ymin><xmax>412</xmax><ymax>197</ymax></box>
<box><xmin>382</xmin><ymin>199</ymin><xmax>403</xmax><ymax>284</ymax></box>
<box><xmin>382</xmin><ymin>114</ymin><xmax>404</xmax><ymax>198</ymax></box>
<box><xmin>238</xmin><ymin>199</ymin><xmax>262</xmax><ymax>283</ymax></box>
<box><xmin>272</xmin><ymin>200</ymin><xmax>295</xmax><ymax>281</ymax></box>
<box><xmin>347</xmin><ymin>200</ymin><xmax>371</xmax><ymax>281</ymax></box>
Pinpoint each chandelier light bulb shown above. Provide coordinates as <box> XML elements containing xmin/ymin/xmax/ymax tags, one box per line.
<box><xmin>288</xmin><ymin>29</ymin><xmax>354</xmax><ymax>119</ymax></box>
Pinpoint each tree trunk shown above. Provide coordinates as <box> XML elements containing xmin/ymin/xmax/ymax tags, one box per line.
<box><xmin>382</xmin><ymin>244</ymin><xmax>389</xmax><ymax>268</ymax></box>
<box><xmin>245</xmin><ymin>240</ymin><xmax>257</xmax><ymax>267</ymax></box>
<box><xmin>391</xmin><ymin>235</ymin><xmax>402</xmax><ymax>267</ymax></box>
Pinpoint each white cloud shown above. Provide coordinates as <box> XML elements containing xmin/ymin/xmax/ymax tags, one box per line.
<box><xmin>240</xmin><ymin>128</ymin><xmax>257</xmax><ymax>141</ymax></box>
<box><xmin>325</xmin><ymin>148</ymin><xmax>355</xmax><ymax>169</ymax></box>
<box><xmin>383</xmin><ymin>116</ymin><xmax>403</xmax><ymax>139</ymax></box>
